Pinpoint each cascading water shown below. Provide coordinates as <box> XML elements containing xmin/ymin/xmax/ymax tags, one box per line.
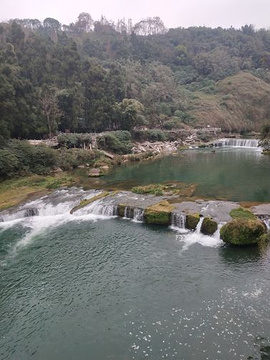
<box><xmin>176</xmin><ymin>216</ymin><xmax>222</xmax><ymax>251</ymax></box>
<box><xmin>124</xmin><ymin>206</ymin><xmax>134</xmax><ymax>219</ymax></box>
<box><xmin>214</xmin><ymin>138</ymin><xmax>259</xmax><ymax>148</ymax></box>
<box><xmin>133</xmin><ymin>208</ymin><xmax>144</xmax><ymax>222</ymax></box>
<box><xmin>170</xmin><ymin>212</ymin><xmax>186</xmax><ymax>231</ymax></box>
<box><xmin>75</xmin><ymin>199</ymin><xmax>118</xmax><ymax>217</ymax></box>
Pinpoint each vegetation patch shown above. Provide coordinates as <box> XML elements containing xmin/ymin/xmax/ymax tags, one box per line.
<box><xmin>144</xmin><ymin>200</ymin><xmax>174</xmax><ymax>225</ymax></box>
<box><xmin>131</xmin><ymin>181</ymin><xmax>197</xmax><ymax>197</ymax></box>
<box><xmin>0</xmin><ymin>174</ymin><xmax>74</xmax><ymax>211</ymax></box>
<box><xmin>229</xmin><ymin>207</ymin><xmax>256</xmax><ymax>220</ymax></box>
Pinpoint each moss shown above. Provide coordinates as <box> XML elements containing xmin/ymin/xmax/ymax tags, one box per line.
<box><xmin>229</xmin><ymin>207</ymin><xmax>256</xmax><ymax>220</ymax></box>
<box><xmin>132</xmin><ymin>184</ymin><xmax>164</xmax><ymax>196</ymax></box>
<box><xmin>201</xmin><ymin>217</ymin><xmax>218</xmax><ymax>235</ymax></box>
<box><xmin>186</xmin><ymin>213</ymin><xmax>200</xmax><ymax>230</ymax></box>
<box><xmin>220</xmin><ymin>218</ymin><xmax>267</xmax><ymax>245</ymax></box>
<box><xmin>70</xmin><ymin>191</ymin><xmax>109</xmax><ymax>214</ymax></box>
<box><xmin>144</xmin><ymin>200</ymin><xmax>174</xmax><ymax>225</ymax></box>
<box><xmin>131</xmin><ymin>181</ymin><xmax>197</xmax><ymax>198</ymax></box>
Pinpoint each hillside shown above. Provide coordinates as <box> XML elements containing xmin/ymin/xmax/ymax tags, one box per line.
<box><xmin>0</xmin><ymin>16</ymin><xmax>270</xmax><ymax>141</ymax></box>
<box><xmin>189</xmin><ymin>72</ymin><xmax>270</xmax><ymax>131</ymax></box>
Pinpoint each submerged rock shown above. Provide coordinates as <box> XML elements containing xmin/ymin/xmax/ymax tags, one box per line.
<box><xmin>220</xmin><ymin>218</ymin><xmax>267</xmax><ymax>245</ymax></box>
<box><xmin>201</xmin><ymin>217</ymin><xmax>218</xmax><ymax>235</ymax></box>
<box><xmin>186</xmin><ymin>213</ymin><xmax>200</xmax><ymax>230</ymax></box>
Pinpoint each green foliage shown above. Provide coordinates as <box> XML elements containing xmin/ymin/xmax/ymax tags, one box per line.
<box><xmin>132</xmin><ymin>184</ymin><xmax>164</xmax><ymax>196</ymax></box>
<box><xmin>2</xmin><ymin>18</ymin><xmax>270</xmax><ymax>138</ymax></box>
<box><xmin>0</xmin><ymin>141</ymin><xmax>58</xmax><ymax>179</ymax></box>
<box><xmin>132</xmin><ymin>129</ymin><xmax>168</xmax><ymax>142</ymax></box>
<box><xmin>97</xmin><ymin>131</ymin><xmax>132</xmax><ymax>154</ymax></box>
<box><xmin>57</xmin><ymin>148</ymin><xmax>96</xmax><ymax>170</ymax></box>
<box><xmin>229</xmin><ymin>207</ymin><xmax>256</xmax><ymax>220</ymax></box>
<box><xmin>57</xmin><ymin>133</ymin><xmax>92</xmax><ymax>148</ymax></box>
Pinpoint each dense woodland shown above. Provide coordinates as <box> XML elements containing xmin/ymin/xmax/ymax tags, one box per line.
<box><xmin>1</xmin><ymin>13</ymin><xmax>270</xmax><ymax>144</ymax></box>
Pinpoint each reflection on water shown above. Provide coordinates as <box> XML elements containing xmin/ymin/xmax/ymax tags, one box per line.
<box><xmin>98</xmin><ymin>148</ymin><xmax>270</xmax><ymax>202</ymax></box>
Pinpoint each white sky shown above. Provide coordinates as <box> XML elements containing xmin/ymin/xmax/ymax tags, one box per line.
<box><xmin>1</xmin><ymin>0</ymin><xmax>270</xmax><ymax>29</ymax></box>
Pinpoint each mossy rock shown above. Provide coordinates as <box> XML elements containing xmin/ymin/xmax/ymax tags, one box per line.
<box><xmin>144</xmin><ymin>200</ymin><xmax>174</xmax><ymax>225</ymax></box>
<box><xmin>220</xmin><ymin>218</ymin><xmax>267</xmax><ymax>246</ymax></box>
<box><xmin>118</xmin><ymin>204</ymin><xmax>126</xmax><ymax>217</ymax></box>
<box><xmin>186</xmin><ymin>213</ymin><xmax>200</xmax><ymax>230</ymax></box>
<box><xmin>201</xmin><ymin>217</ymin><xmax>218</xmax><ymax>235</ymax></box>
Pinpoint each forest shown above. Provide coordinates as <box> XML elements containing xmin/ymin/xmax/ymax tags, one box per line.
<box><xmin>1</xmin><ymin>13</ymin><xmax>270</xmax><ymax>145</ymax></box>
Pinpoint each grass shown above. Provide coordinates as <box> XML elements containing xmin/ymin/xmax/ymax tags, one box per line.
<box><xmin>0</xmin><ymin>174</ymin><xmax>76</xmax><ymax>211</ymax></box>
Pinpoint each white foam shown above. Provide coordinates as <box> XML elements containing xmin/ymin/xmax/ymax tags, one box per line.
<box><xmin>177</xmin><ymin>231</ymin><xmax>222</xmax><ymax>251</ymax></box>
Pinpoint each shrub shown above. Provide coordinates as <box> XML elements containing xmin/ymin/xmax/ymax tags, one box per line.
<box><xmin>97</xmin><ymin>131</ymin><xmax>132</xmax><ymax>154</ymax></box>
<box><xmin>132</xmin><ymin>129</ymin><xmax>168</xmax><ymax>142</ymax></box>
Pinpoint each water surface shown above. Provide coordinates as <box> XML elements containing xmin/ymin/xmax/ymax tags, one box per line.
<box><xmin>99</xmin><ymin>148</ymin><xmax>270</xmax><ymax>202</ymax></box>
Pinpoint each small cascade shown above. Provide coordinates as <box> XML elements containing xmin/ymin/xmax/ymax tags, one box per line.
<box><xmin>195</xmin><ymin>216</ymin><xmax>204</xmax><ymax>233</ymax></box>
<box><xmin>75</xmin><ymin>199</ymin><xmax>118</xmax><ymax>217</ymax></box>
<box><xmin>133</xmin><ymin>208</ymin><xmax>144</xmax><ymax>222</ymax></box>
<box><xmin>214</xmin><ymin>138</ymin><xmax>259</xmax><ymax>148</ymax></box>
<box><xmin>264</xmin><ymin>218</ymin><xmax>270</xmax><ymax>230</ymax></box>
<box><xmin>171</xmin><ymin>212</ymin><xmax>186</xmax><ymax>230</ymax></box>
<box><xmin>124</xmin><ymin>206</ymin><xmax>134</xmax><ymax>219</ymax></box>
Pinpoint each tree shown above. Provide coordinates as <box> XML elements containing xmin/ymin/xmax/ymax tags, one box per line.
<box><xmin>40</xmin><ymin>87</ymin><xmax>62</xmax><ymax>138</ymax></box>
<box><xmin>74</xmin><ymin>13</ymin><xmax>94</xmax><ymax>33</ymax></box>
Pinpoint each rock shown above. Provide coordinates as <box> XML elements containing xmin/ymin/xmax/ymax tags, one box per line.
<box><xmin>220</xmin><ymin>218</ymin><xmax>267</xmax><ymax>245</ymax></box>
<box><xmin>88</xmin><ymin>168</ymin><xmax>101</xmax><ymax>177</ymax></box>
<box><xmin>144</xmin><ymin>200</ymin><xmax>174</xmax><ymax>225</ymax></box>
<box><xmin>201</xmin><ymin>217</ymin><xmax>218</xmax><ymax>235</ymax></box>
<box><xmin>186</xmin><ymin>213</ymin><xmax>200</xmax><ymax>230</ymax></box>
<box><xmin>100</xmin><ymin>165</ymin><xmax>110</xmax><ymax>172</ymax></box>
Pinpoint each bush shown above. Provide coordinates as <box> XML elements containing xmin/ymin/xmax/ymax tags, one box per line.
<box><xmin>0</xmin><ymin>150</ymin><xmax>19</xmax><ymax>178</ymax></box>
<box><xmin>0</xmin><ymin>140</ymin><xmax>58</xmax><ymax>178</ymax></box>
<box><xmin>57</xmin><ymin>133</ymin><xmax>92</xmax><ymax>149</ymax></box>
<box><xmin>97</xmin><ymin>131</ymin><xmax>132</xmax><ymax>154</ymax></box>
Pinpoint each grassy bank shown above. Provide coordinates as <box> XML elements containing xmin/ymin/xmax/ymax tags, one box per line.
<box><xmin>0</xmin><ymin>174</ymin><xmax>77</xmax><ymax>211</ymax></box>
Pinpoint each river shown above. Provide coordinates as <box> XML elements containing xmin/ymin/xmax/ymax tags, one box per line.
<box><xmin>0</xmin><ymin>146</ymin><xmax>270</xmax><ymax>360</ymax></box>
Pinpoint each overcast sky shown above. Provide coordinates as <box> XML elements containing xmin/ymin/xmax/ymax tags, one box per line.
<box><xmin>2</xmin><ymin>0</ymin><xmax>270</xmax><ymax>29</ymax></box>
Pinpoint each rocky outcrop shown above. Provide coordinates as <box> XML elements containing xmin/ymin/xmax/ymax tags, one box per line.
<box><xmin>186</xmin><ymin>213</ymin><xmax>200</xmax><ymax>230</ymax></box>
<box><xmin>144</xmin><ymin>200</ymin><xmax>174</xmax><ymax>225</ymax></box>
<box><xmin>201</xmin><ymin>217</ymin><xmax>218</xmax><ymax>235</ymax></box>
<box><xmin>220</xmin><ymin>218</ymin><xmax>267</xmax><ymax>245</ymax></box>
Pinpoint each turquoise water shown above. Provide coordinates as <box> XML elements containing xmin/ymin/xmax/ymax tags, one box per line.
<box><xmin>100</xmin><ymin>148</ymin><xmax>270</xmax><ymax>202</ymax></box>
<box><xmin>1</xmin><ymin>148</ymin><xmax>270</xmax><ymax>360</ymax></box>
<box><xmin>0</xmin><ymin>208</ymin><xmax>270</xmax><ymax>359</ymax></box>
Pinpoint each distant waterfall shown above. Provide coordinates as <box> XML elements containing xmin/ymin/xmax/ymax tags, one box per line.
<box><xmin>214</xmin><ymin>138</ymin><xmax>259</xmax><ymax>148</ymax></box>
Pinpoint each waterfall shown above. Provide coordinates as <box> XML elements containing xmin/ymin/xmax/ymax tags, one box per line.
<box><xmin>133</xmin><ymin>208</ymin><xmax>144</xmax><ymax>222</ymax></box>
<box><xmin>75</xmin><ymin>199</ymin><xmax>118</xmax><ymax>217</ymax></box>
<box><xmin>124</xmin><ymin>206</ymin><xmax>134</xmax><ymax>219</ymax></box>
<box><xmin>264</xmin><ymin>218</ymin><xmax>270</xmax><ymax>230</ymax></box>
<box><xmin>214</xmin><ymin>138</ymin><xmax>259</xmax><ymax>148</ymax></box>
<box><xmin>171</xmin><ymin>212</ymin><xmax>186</xmax><ymax>230</ymax></box>
<box><xmin>195</xmin><ymin>216</ymin><xmax>204</xmax><ymax>233</ymax></box>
